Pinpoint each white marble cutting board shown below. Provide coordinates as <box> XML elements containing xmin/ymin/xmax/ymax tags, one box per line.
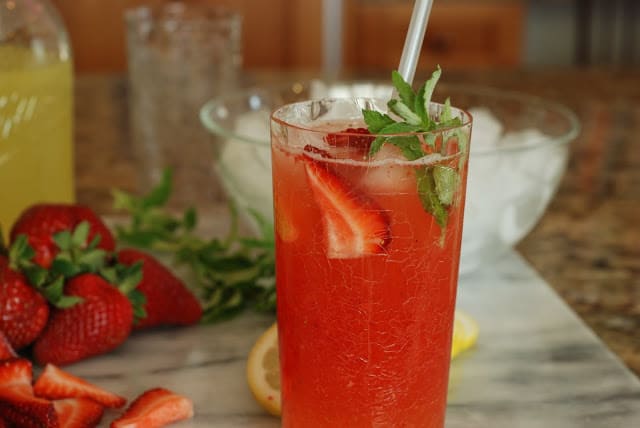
<box><xmin>61</xmin><ymin>250</ymin><xmax>640</xmax><ymax>427</ymax></box>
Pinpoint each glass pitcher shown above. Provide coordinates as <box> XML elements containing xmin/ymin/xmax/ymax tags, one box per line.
<box><xmin>0</xmin><ymin>0</ymin><xmax>74</xmax><ymax>236</ymax></box>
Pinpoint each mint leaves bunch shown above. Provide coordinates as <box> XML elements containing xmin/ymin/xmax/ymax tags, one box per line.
<box><xmin>113</xmin><ymin>170</ymin><xmax>276</xmax><ymax>322</ymax></box>
<box><xmin>362</xmin><ymin>67</ymin><xmax>469</xmax><ymax>229</ymax></box>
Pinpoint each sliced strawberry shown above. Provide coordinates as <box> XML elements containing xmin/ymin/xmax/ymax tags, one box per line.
<box><xmin>324</xmin><ymin>127</ymin><xmax>374</xmax><ymax>150</ymax></box>
<box><xmin>110</xmin><ymin>388</ymin><xmax>193</xmax><ymax>428</ymax></box>
<box><xmin>0</xmin><ymin>358</ymin><xmax>58</xmax><ymax>428</ymax></box>
<box><xmin>0</xmin><ymin>358</ymin><xmax>32</xmax><ymax>389</ymax></box>
<box><xmin>53</xmin><ymin>398</ymin><xmax>104</xmax><ymax>428</ymax></box>
<box><xmin>303</xmin><ymin>155</ymin><xmax>391</xmax><ymax>258</ymax></box>
<box><xmin>303</xmin><ymin>144</ymin><xmax>334</xmax><ymax>159</ymax></box>
<box><xmin>0</xmin><ymin>331</ymin><xmax>17</xmax><ymax>361</ymax></box>
<box><xmin>34</xmin><ymin>364</ymin><xmax>126</xmax><ymax>408</ymax></box>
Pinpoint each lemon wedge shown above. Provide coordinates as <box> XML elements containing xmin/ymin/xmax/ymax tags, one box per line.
<box><xmin>246</xmin><ymin>323</ymin><xmax>281</xmax><ymax>416</ymax></box>
<box><xmin>247</xmin><ymin>311</ymin><xmax>478</xmax><ymax>416</ymax></box>
<box><xmin>450</xmin><ymin>310</ymin><xmax>480</xmax><ymax>359</ymax></box>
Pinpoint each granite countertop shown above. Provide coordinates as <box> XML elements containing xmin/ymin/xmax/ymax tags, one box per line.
<box><xmin>74</xmin><ymin>68</ymin><xmax>640</xmax><ymax>383</ymax></box>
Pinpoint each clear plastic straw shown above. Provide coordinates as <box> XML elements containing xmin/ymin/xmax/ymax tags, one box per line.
<box><xmin>397</xmin><ymin>0</ymin><xmax>434</xmax><ymax>86</ymax></box>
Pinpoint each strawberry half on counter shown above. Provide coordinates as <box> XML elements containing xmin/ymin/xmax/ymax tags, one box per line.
<box><xmin>34</xmin><ymin>364</ymin><xmax>126</xmax><ymax>408</ymax></box>
<box><xmin>110</xmin><ymin>388</ymin><xmax>194</xmax><ymax>428</ymax></box>
<box><xmin>10</xmin><ymin>204</ymin><xmax>116</xmax><ymax>269</ymax></box>
<box><xmin>302</xmin><ymin>154</ymin><xmax>391</xmax><ymax>259</ymax></box>
<box><xmin>117</xmin><ymin>249</ymin><xmax>202</xmax><ymax>329</ymax></box>
<box><xmin>0</xmin><ymin>358</ymin><xmax>58</xmax><ymax>428</ymax></box>
<box><xmin>33</xmin><ymin>274</ymin><xmax>136</xmax><ymax>366</ymax></box>
<box><xmin>0</xmin><ymin>256</ymin><xmax>50</xmax><ymax>350</ymax></box>
<box><xmin>52</xmin><ymin>398</ymin><xmax>104</xmax><ymax>428</ymax></box>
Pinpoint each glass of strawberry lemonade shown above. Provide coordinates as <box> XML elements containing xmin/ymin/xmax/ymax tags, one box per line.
<box><xmin>271</xmin><ymin>76</ymin><xmax>472</xmax><ymax>427</ymax></box>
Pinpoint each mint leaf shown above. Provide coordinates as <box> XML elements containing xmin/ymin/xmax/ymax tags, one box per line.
<box><xmin>183</xmin><ymin>207</ymin><xmax>197</xmax><ymax>231</ymax></box>
<box><xmin>113</xmin><ymin>168</ymin><xmax>277</xmax><ymax>323</ymax></box>
<box><xmin>368</xmin><ymin>122</ymin><xmax>423</xmax><ymax>158</ymax></box>
<box><xmin>433</xmin><ymin>165</ymin><xmax>459</xmax><ymax>206</ymax></box>
<box><xmin>388</xmin><ymin>99</ymin><xmax>422</xmax><ymax>125</ymax></box>
<box><xmin>368</xmin><ymin>136</ymin><xmax>387</xmax><ymax>157</ymax></box>
<box><xmin>441</xmin><ymin>97</ymin><xmax>453</xmax><ymax>122</ymax></box>
<box><xmin>422</xmin><ymin>66</ymin><xmax>441</xmax><ymax>118</ymax></box>
<box><xmin>392</xmin><ymin>70</ymin><xmax>415</xmax><ymax>108</ymax></box>
<box><xmin>360</xmin><ymin>66</ymin><xmax>468</xmax><ymax>233</ymax></box>
<box><xmin>363</xmin><ymin>109</ymin><xmax>395</xmax><ymax>133</ymax></box>
<box><xmin>416</xmin><ymin>167</ymin><xmax>448</xmax><ymax>229</ymax></box>
<box><xmin>143</xmin><ymin>169</ymin><xmax>172</xmax><ymax>209</ymax></box>
<box><xmin>414</xmin><ymin>83</ymin><xmax>429</xmax><ymax>126</ymax></box>
<box><xmin>387</xmin><ymin>136</ymin><xmax>424</xmax><ymax>161</ymax></box>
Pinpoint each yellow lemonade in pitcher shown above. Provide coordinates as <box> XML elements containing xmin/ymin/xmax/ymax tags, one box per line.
<box><xmin>0</xmin><ymin>46</ymin><xmax>74</xmax><ymax>236</ymax></box>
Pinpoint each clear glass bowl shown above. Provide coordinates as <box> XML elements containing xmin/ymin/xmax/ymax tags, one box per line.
<box><xmin>200</xmin><ymin>81</ymin><xmax>580</xmax><ymax>274</ymax></box>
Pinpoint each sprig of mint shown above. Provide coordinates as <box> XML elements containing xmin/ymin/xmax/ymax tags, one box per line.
<box><xmin>362</xmin><ymin>66</ymin><xmax>467</xmax><ymax>229</ymax></box>
<box><xmin>112</xmin><ymin>170</ymin><xmax>276</xmax><ymax>323</ymax></box>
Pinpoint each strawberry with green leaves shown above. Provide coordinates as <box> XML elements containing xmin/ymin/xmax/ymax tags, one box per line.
<box><xmin>0</xmin><ymin>255</ymin><xmax>50</xmax><ymax>350</ymax></box>
<box><xmin>33</xmin><ymin>273</ymin><xmax>137</xmax><ymax>366</ymax></box>
<box><xmin>117</xmin><ymin>249</ymin><xmax>202</xmax><ymax>329</ymax></box>
<box><xmin>5</xmin><ymin>219</ymin><xmax>147</xmax><ymax>365</ymax></box>
<box><xmin>10</xmin><ymin>204</ymin><xmax>115</xmax><ymax>269</ymax></box>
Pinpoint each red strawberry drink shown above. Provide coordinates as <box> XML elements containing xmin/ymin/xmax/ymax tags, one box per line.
<box><xmin>271</xmin><ymin>94</ymin><xmax>472</xmax><ymax>427</ymax></box>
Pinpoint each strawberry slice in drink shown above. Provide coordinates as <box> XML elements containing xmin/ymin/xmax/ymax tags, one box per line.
<box><xmin>324</xmin><ymin>127</ymin><xmax>374</xmax><ymax>150</ymax></box>
<box><xmin>302</xmin><ymin>153</ymin><xmax>391</xmax><ymax>258</ymax></box>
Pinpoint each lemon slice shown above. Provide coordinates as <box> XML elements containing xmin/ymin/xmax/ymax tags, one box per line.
<box><xmin>451</xmin><ymin>310</ymin><xmax>480</xmax><ymax>359</ymax></box>
<box><xmin>246</xmin><ymin>323</ymin><xmax>281</xmax><ymax>416</ymax></box>
<box><xmin>247</xmin><ymin>311</ymin><xmax>478</xmax><ymax>416</ymax></box>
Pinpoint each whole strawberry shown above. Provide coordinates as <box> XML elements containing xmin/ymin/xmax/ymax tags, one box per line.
<box><xmin>33</xmin><ymin>274</ymin><xmax>133</xmax><ymax>366</ymax></box>
<box><xmin>118</xmin><ymin>249</ymin><xmax>202</xmax><ymax>329</ymax></box>
<box><xmin>0</xmin><ymin>256</ymin><xmax>49</xmax><ymax>350</ymax></box>
<box><xmin>10</xmin><ymin>204</ymin><xmax>115</xmax><ymax>268</ymax></box>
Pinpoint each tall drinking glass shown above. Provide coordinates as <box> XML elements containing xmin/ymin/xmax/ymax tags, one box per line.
<box><xmin>271</xmin><ymin>97</ymin><xmax>472</xmax><ymax>427</ymax></box>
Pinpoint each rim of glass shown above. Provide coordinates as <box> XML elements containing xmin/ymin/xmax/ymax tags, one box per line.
<box><xmin>200</xmin><ymin>82</ymin><xmax>581</xmax><ymax>155</ymax></box>
<box><xmin>270</xmin><ymin>97</ymin><xmax>473</xmax><ymax>140</ymax></box>
<box><xmin>125</xmin><ymin>2</ymin><xmax>239</xmax><ymax>26</ymax></box>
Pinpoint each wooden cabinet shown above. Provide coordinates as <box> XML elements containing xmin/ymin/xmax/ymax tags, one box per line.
<box><xmin>51</xmin><ymin>0</ymin><xmax>292</xmax><ymax>73</ymax></box>
<box><xmin>344</xmin><ymin>0</ymin><xmax>525</xmax><ymax>71</ymax></box>
<box><xmin>52</xmin><ymin>0</ymin><xmax>524</xmax><ymax>73</ymax></box>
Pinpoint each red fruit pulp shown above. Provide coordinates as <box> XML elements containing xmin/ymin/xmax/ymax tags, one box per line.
<box><xmin>272</xmin><ymin>139</ymin><xmax>468</xmax><ymax>427</ymax></box>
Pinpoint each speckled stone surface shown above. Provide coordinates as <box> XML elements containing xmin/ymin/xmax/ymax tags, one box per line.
<box><xmin>74</xmin><ymin>70</ymin><xmax>640</xmax><ymax>381</ymax></box>
<box><xmin>65</xmin><ymin>251</ymin><xmax>640</xmax><ymax>427</ymax></box>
